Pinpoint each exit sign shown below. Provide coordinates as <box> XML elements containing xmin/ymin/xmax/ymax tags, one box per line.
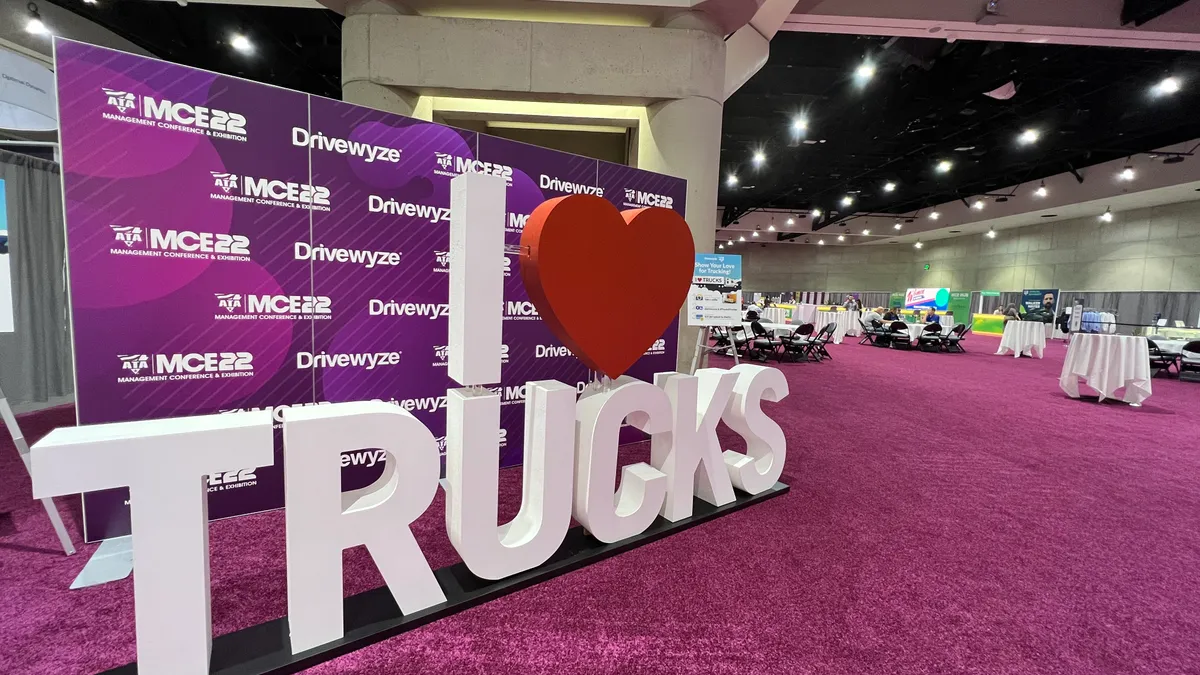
<box><xmin>923</xmin><ymin>264</ymin><xmax>930</xmax><ymax>270</ymax></box>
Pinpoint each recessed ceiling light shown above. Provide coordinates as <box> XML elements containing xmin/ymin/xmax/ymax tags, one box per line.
<box><xmin>1018</xmin><ymin>128</ymin><xmax>1040</xmax><ymax>145</ymax></box>
<box><xmin>883</xmin><ymin>181</ymin><xmax>896</xmax><ymax>192</ymax></box>
<box><xmin>792</xmin><ymin>116</ymin><xmax>808</xmax><ymax>132</ymax></box>
<box><xmin>752</xmin><ymin>231</ymin><xmax>759</xmax><ymax>237</ymax></box>
<box><xmin>230</xmin><ymin>34</ymin><xmax>254</xmax><ymax>54</ymax></box>
<box><xmin>862</xmin><ymin>229</ymin><xmax>870</xmax><ymax>235</ymax></box>
<box><xmin>986</xmin><ymin>229</ymin><xmax>997</xmax><ymax>238</ymax></box>
<box><xmin>1100</xmin><ymin>207</ymin><xmax>1114</xmax><ymax>222</ymax></box>
<box><xmin>718</xmin><ymin>244</ymin><xmax>724</xmax><ymax>249</ymax></box>
<box><xmin>914</xmin><ymin>241</ymin><xmax>923</xmax><ymax>249</ymax></box>
<box><xmin>1119</xmin><ymin>166</ymin><xmax>1135</xmax><ymax>181</ymax></box>
<box><xmin>811</xmin><ymin>208</ymin><xmax>822</xmax><ymax>218</ymax></box>
<box><xmin>894</xmin><ymin>222</ymin><xmax>902</xmax><ymax>230</ymax></box>
<box><xmin>726</xmin><ymin>174</ymin><xmax>738</xmax><ymax>187</ymax></box>
<box><xmin>841</xmin><ymin>195</ymin><xmax>854</xmax><ymax>206</ymax></box>
<box><xmin>818</xmin><ymin>239</ymin><xmax>825</xmax><ymax>245</ymax></box>
<box><xmin>738</xmin><ymin>236</ymin><xmax>746</xmax><ymax>242</ymax></box>
<box><xmin>855</xmin><ymin>61</ymin><xmax>876</xmax><ymax>82</ymax></box>
<box><xmin>929</xmin><ymin>211</ymin><xmax>940</xmax><ymax>220</ymax></box>
<box><xmin>768</xmin><ymin>225</ymin><xmax>775</xmax><ymax>232</ymax></box>
<box><xmin>1154</xmin><ymin>76</ymin><xmax>1181</xmax><ymax>96</ymax></box>
<box><xmin>838</xmin><ymin>235</ymin><xmax>845</xmax><ymax>241</ymax></box>
<box><xmin>936</xmin><ymin>160</ymin><xmax>952</xmax><ymax>173</ymax></box>
<box><xmin>1034</xmin><ymin>181</ymin><xmax>1048</xmax><ymax>197</ymax></box>
<box><xmin>752</xmin><ymin>151</ymin><xmax>766</xmax><ymax>167</ymax></box>
<box><xmin>972</xmin><ymin>199</ymin><xmax>985</xmax><ymax>210</ymax></box>
<box><xmin>786</xmin><ymin>218</ymin><xmax>794</xmax><ymax>226</ymax></box>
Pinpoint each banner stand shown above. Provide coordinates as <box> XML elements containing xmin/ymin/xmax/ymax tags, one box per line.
<box><xmin>0</xmin><ymin>381</ymin><xmax>75</xmax><ymax>556</ymax></box>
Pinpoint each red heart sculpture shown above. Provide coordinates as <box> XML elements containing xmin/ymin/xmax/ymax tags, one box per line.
<box><xmin>520</xmin><ymin>194</ymin><xmax>695</xmax><ymax>379</ymax></box>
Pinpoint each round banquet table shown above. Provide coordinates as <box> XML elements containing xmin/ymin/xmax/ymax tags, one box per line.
<box><xmin>1060</xmin><ymin>333</ymin><xmax>1152</xmax><ymax>404</ymax></box>
<box><xmin>743</xmin><ymin>322</ymin><xmax>793</xmax><ymax>338</ymax></box>
<box><xmin>761</xmin><ymin>307</ymin><xmax>789</xmax><ymax>324</ymax></box>
<box><xmin>995</xmin><ymin>320</ymin><xmax>1046</xmax><ymax>358</ymax></box>
<box><xmin>794</xmin><ymin>304</ymin><xmax>819</xmax><ymax>325</ymax></box>
<box><xmin>904</xmin><ymin>322</ymin><xmax>952</xmax><ymax>343</ymax></box>
<box><xmin>813</xmin><ymin>310</ymin><xmax>860</xmax><ymax>344</ymax></box>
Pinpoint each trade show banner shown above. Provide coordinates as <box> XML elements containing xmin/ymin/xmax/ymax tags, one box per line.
<box><xmin>56</xmin><ymin>39</ymin><xmax>685</xmax><ymax>542</ymax></box>
<box><xmin>1022</xmin><ymin>288</ymin><xmax>1060</xmax><ymax>315</ymax></box>
<box><xmin>948</xmin><ymin>291</ymin><xmax>971</xmax><ymax>324</ymax></box>
<box><xmin>904</xmin><ymin>287</ymin><xmax>950</xmax><ymax>310</ymax></box>
<box><xmin>888</xmin><ymin>292</ymin><xmax>905</xmax><ymax>309</ymax></box>
<box><xmin>688</xmin><ymin>253</ymin><xmax>742</xmax><ymax>326</ymax></box>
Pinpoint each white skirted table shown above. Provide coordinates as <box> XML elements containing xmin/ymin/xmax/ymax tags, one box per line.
<box><xmin>904</xmin><ymin>322</ymin><xmax>952</xmax><ymax>342</ymax></box>
<box><xmin>743</xmin><ymin>322</ymin><xmax>793</xmax><ymax>338</ymax></box>
<box><xmin>996</xmin><ymin>320</ymin><xmax>1047</xmax><ymax>358</ymax></box>
<box><xmin>813</xmin><ymin>310</ymin><xmax>860</xmax><ymax>344</ymax></box>
<box><xmin>1060</xmin><ymin>334</ymin><xmax>1152</xmax><ymax>404</ymax></box>
<box><xmin>761</xmin><ymin>307</ymin><xmax>789</xmax><ymax>324</ymax></box>
<box><xmin>793</xmin><ymin>304</ymin><xmax>819</xmax><ymax>325</ymax></box>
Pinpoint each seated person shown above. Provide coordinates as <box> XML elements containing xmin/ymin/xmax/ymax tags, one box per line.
<box><xmin>882</xmin><ymin>308</ymin><xmax>899</xmax><ymax>322</ymax></box>
<box><xmin>924</xmin><ymin>308</ymin><xmax>940</xmax><ymax>324</ymax></box>
<box><xmin>1003</xmin><ymin>303</ymin><xmax>1021</xmax><ymax>323</ymax></box>
<box><xmin>993</xmin><ymin>306</ymin><xmax>1006</xmax><ymax>315</ymax></box>
<box><xmin>861</xmin><ymin>306</ymin><xmax>883</xmax><ymax>325</ymax></box>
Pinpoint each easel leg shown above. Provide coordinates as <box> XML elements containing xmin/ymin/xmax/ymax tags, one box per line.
<box><xmin>0</xmin><ymin>384</ymin><xmax>75</xmax><ymax>555</ymax></box>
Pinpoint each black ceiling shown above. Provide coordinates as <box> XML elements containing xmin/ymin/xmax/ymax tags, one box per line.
<box><xmin>45</xmin><ymin>0</ymin><xmax>343</xmax><ymax>98</ymax></box>
<box><xmin>43</xmin><ymin>1</ymin><xmax>1200</xmax><ymax>238</ymax></box>
<box><xmin>720</xmin><ymin>32</ymin><xmax>1200</xmax><ymax>233</ymax></box>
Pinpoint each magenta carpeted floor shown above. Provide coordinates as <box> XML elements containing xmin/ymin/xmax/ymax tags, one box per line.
<box><xmin>5</xmin><ymin>334</ymin><xmax>1200</xmax><ymax>674</ymax></box>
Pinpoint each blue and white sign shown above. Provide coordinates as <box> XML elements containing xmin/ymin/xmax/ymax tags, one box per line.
<box><xmin>688</xmin><ymin>253</ymin><xmax>742</xmax><ymax>327</ymax></box>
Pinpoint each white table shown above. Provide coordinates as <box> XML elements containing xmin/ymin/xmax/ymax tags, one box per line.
<box><xmin>794</xmin><ymin>304</ymin><xmax>818</xmax><ymax>325</ymax></box>
<box><xmin>743</xmin><ymin>322</ymin><xmax>793</xmax><ymax>338</ymax></box>
<box><xmin>902</xmin><ymin>322</ymin><xmax>952</xmax><ymax>343</ymax></box>
<box><xmin>761</xmin><ymin>307</ymin><xmax>789</xmax><ymax>324</ymax></box>
<box><xmin>996</xmin><ymin>320</ymin><xmax>1047</xmax><ymax>358</ymax></box>
<box><xmin>1060</xmin><ymin>334</ymin><xmax>1152</xmax><ymax>404</ymax></box>
<box><xmin>813</xmin><ymin>310</ymin><xmax>859</xmax><ymax>344</ymax></box>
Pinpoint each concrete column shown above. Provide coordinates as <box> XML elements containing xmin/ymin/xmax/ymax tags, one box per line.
<box><xmin>641</xmin><ymin>96</ymin><xmax>723</xmax><ymax>372</ymax></box>
<box><xmin>341</xmin><ymin>81</ymin><xmax>421</xmax><ymax>117</ymax></box>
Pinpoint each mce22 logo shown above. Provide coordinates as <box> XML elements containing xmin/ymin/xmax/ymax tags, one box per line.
<box><xmin>102</xmin><ymin>88</ymin><xmax>247</xmax><ymax>141</ymax></box>
<box><xmin>623</xmin><ymin>188</ymin><xmax>674</xmax><ymax>209</ymax></box>
<box><xmin>214</xmin><ymin>294</ymin><xmax>332</xmax><ymax>320</ymax></box>
<box><xmin>211</xmin><ymin>171</ymin><xmax>331</xmax><ymax>210</ymax></box>
<box><xmin>109</xmin><ymin>225</ymin><xmax>250</xmax><ymax>262</ymax></box>
<box><xmin>433</xmin><ymin>153</ymin><xmax>514</xmax><ymax>183</ymax></box>
<box><xmin>117</xmin><ymin>352</ymin><xmax>254</xmax><ymax>383</ymax></box>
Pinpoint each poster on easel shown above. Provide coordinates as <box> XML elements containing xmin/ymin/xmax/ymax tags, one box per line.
<box><xmin>688</xmin><ymin>253</ymin><xmax>742</xmax><ymax>327</ymax></box>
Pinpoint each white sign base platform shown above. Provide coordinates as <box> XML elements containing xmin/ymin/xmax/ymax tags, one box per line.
<box><xmin>98</xmin><ymin>481</ymin><xmax>788</xmax><ymax>675</ymax></box>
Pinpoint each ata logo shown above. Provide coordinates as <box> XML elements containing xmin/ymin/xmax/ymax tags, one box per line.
<box><xmin>433</xmin><ymin>250</ymin><xmax>449</xmax><ymax>274</ymax></box>
<box><xmin>435</xmin><ymin>152</ymin><xmax>453</xmax><ymax>170</ymax></box>
<box><xmin>110</xmin><ymin>225</ymin><xmax>143</xmax><ymax>248</ymax></box>
<box><xmin>211</xmin><ymin>172</ymin><xmax>238</xmax><ymax>193</ymax></box>
<box><xmin>215</xmin><ymin>293</ymin><xmax>242</xmax><ymax>313</ymax></box>
<box><xmin>102</xmin><ymin>88</ymin><xmax>136</xmax><ymax>114</ymax></box>
<box><xmin>118</xmin><ymin>354</ymin><xmax>149</xmax><ymax>375</ymax></box>
<box><xmin>433</xmin><ymin>345</ymin><xmax>449</xmax><ymax>366</ymax></box>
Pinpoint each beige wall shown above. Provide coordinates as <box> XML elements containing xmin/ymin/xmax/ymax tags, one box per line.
<box><xmin>741</xmin><ymin>200</ymin><xmax>1200</xmax><ymax>293</ymax></box>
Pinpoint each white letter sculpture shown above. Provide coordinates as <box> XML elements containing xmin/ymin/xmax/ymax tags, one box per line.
<box><xmin>722</xmin><ymin>364</ymin><xmax>789</xmax><ymax>494</ymax></box>
<box><xmin>574</xmin><ymin>379</ymin><xmax>670</xmax><ymax>543</ymax></box>
<box><xmin>283</xmin><ymin>401</ymin><xmax>446</xmax><ymax>653</ymax></box>
<box><xmin>445</xmin><ymin>380</ymin><xmax>575</xmax><ymax>579</ymax></box>
<box><xmin>652</xmin><ymin>369</ymin><xmax>739</xmax><ymax>521</ymax></box>
<box><xmin>31</xmin><ymin>411</ymin><xmax>274</xmax><ymax>675</ymax></box>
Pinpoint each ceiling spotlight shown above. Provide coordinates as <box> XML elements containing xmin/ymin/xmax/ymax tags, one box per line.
<box><xmin>230</xmin><ymin>33</ymin><xmax>254</xmax><ymax>54</ymax></box>
<box><xmin>792</xmin><ymin>116</ymin><xmax>808</xmax><ymax>132</ymax></box>
<box><xmin>25</xmin><ymin>4</ymin><xmax>48</xmax><ymax>35</ymax></box>
<box><xmin>972</xmin><ymin>199</ymin><xmax>985</xmax><ymax>210</ymax></box>
<box><xmin>862</xmin><ymin>229</ymin><xmax>870</xmax><ymax>235</ymax></box>
<box><xmin>818</xmin><ymin>239</ymin><xmax>825</xmax><ymax>245</ymax></box>
<box><xmin>837</xmin><ymin>235</ymin><xmax>845</xmax><ymax>241</ymax></box>
<box><xmin>752</xmin><ymin>231</ymin><xmax>759</xmax><ymax>237</ymax></box>
<box><xmin>718</xmin><ymin>244</ymin><xmax>724</xmax><ymax>250</ymax></box>
<box><xmin>883</xmin><ymin>181</ymin><xmax>897</xmax><ymax>192</ymax></box>
<box><xmin>986</xmin><ymin>229</ymin><xmax>997</xmax><ymax>238</ymax></box>
<box><xmin>1100</xmin><ymin>207</ymin><xmax>1114</xmax><ymax>222</ymax></box>
<box><xmin>738</xmin><ymin>236</ymin><xmax>746</xmax><ymax>242</ymax></box>
<box><xmin>726</xmin><ymin>174</ymin><xmax>738</xmax><ymax>187</ymax></box>
<box><xmin>936</xmin><ymin>160</ymin><xmax>953</xmax><ymax>173</ymax></box>
<box><xmin>1154</xmin><ymin>76</ymin><xmax>1181</xmax><ymax>96</ymax></box>
<box><xmin>854</xmin><ymin>61</ymin><xmax>876</xmax><ymax>82</ymax></box>
<box><xmin>1034</xmin><ymin>181</ymin><xmax>1048</xmax><ymax>197</ymax></box>
<box><xmin>786</xmin><ymin>217</ymin><xmax>794</xmax><ymax>226</ymax></box>
<box><xmin>914</xmin><ymin>241</ymin><xmax>923</xmax><ymax>249</ymax></box>
<box><xmin>841</xmin><ymin>195</ymin><xmax>854</xmax><ymax>207</ymax></box>
<box><xmin>894</xmin><ymin>222</ymin><xmax>902</xmax><ymax>230</ymax></box>
<box><xmin>1018</xmin><ymin>128</ymin><xmax>1040</xmax><ymax>145</ymax></box>
<box><xmin>1119</xmin><ymin>166</ymin><xmax>1135</xmax><ymax>181</ymax></box>
<box><xmin>929</xmin><ymin>211</ymin><xmax>940</xmax><ymax>220</ymax></box>
<box><xmin>83</xmin><ymin>0</ymin><xmax>97</xmax><ymax>3</ymax></box>
<box><xmin>768</xmin><ymin>225</ymin><xmax>776</xmax><ymax>232</ymax></box>
<box><xmin>811</xmin><ymin>208</ymin><xmax>822</xmax><ymax>218</ymax></box>
<box><xmin>752</xmin><ymin>151</ymin><xmax>766</xmax><ymax>167</ymax></box>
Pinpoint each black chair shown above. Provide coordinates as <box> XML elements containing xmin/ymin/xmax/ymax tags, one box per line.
<box><xmin>813</xmin><ymin>321</ymin><xmax>838</xmax><ymax>360</ymax></box>
<box><xmin>870</xmin><ymin>319</ymin><xmax>893</xmax><ymax>348</ymax></box>
<box><xmin>710</xmin><ymin>326</ymin><xmax>733</xmax><ymax>356</ymax></box>
<box><xmin>1147</xmin><ymin>339</ymin><xmax>1179</xmax><ymax>377</ymax></box>
<box><xmin>858</xmin><ymin>318</ymin><xmax>875</xmax><ymax>345</ymax></box>
<box><xmin>747</xmin><ymin>321</ymin><xmax>781</xmax><ymax>362</ymax></box>
<box><xmin>941</xmin><ymin>323</ymin><xmax>969</xmax><ymax>353</ymax></box>
<box><xmin>781</xmin><ymin>323</ymin><xmax>817</xmax><ymax>362</ymax></box>
<box><xmin>917</xmin><ymin>323</ymin><xmax>944</xmax><ymax>352</ymax></box>
<box><xmin>730</xmin><ymin>325</ymin><xmax>751</xmax><ymax>357</ymax></box>
<box><xmin>887</xmin><ymin>321</ymin><xmax>913</xmax><ymax>350</ymax></box>
<box><xmin>1180</xmin><ymin>341</ymin><xmax>1200</xmax><ymax>382</ymax></box>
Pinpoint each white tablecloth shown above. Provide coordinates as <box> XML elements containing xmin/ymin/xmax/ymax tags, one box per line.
<box><xmin>903</xmin><ymin>323</ymin><xmax>953</xmax><ymax>342</ymax></box>
<box><xmin>1060</xmin><ymin>334</ymin><xmax>1152</xmax><ymax>404</ymax></box>
<box><xmin>761</xmin><ymin>308</ymin><xmax>789</xmax><ymax>324</ymax></box>
<box><xmin>813</xmin><ymin>310</ymin><xmax>859</xmax><ymax>344</ymax></box>
<box><xmin>996</xmin><ymin>321</ymin><xmax>1046</xmax><ymax>358</ymax></box>
<box><xmin>743</xmin><ymin>322</ymin><xmax>793</xmax><ymax>338</ymax></box>
<box><xmin>794</xmin><ymin>304</ymin><xmax>819</xmax><ymax>325</ymax></box>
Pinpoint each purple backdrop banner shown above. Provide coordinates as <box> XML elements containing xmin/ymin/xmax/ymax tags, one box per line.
<box><xmin>55</xmin><ymin>39</ymin><xmax>687</xmax><ymax>542</ymax></box>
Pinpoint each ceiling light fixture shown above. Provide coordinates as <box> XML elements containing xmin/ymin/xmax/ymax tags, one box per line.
<box><xmin>752</xmin><ymin>231</ymin><xmax>759</xmax><ymax>237</ymax></box>
<box><xmin>1035</xmin><ymin>181</ymin><xmax>1048</xmax><ymax>197</ymax></box>
<box><xmin>936</xmin><ymin>160</ymin><xmax>952</xmax><ymax>173</ymax></box>
<box><xmin>914</xmin><ymin>241</ymin><xmax>923</xmax><ymax>249</ymax></box>
<box><xmin>726</xmin><ymin>174</ymin><xmax>738</xmax><ymax>187</ymax></box>
<box><xmin>894</xmin><ymin>222</ymin><xmax>902</xmax><ymax>230</ymax></box>
<box><xmin>855</xmin><ymin>61</ymin><xmax>876</xmax><ymax>82</ymax></box>
<box><xmin>811</xmin><ymin>208</ymin><xmax>822</xmax><ymax>218</ymax></box>
<box><xmin>986</xmin><ymin>229</ymin><xmax>997</xmax><ymax>238</ymax></box>
<box><xmin>230</xmin><ymin>33</ymin><xmax>254</xmax><ymax>54</ymax></box>
<box><xmin>792</xmin><ymin>116</ymin><xmax>808</xmax><ymax>132</ymax></box>
<box><xmin>1018</xmin><ymin>128</ymin><xmax>1040</xmax><ymax>145</ymax></box>
<box><xmin>972</xmin><ymin>199</ymin><xmax>985</xmax><ymax>210</ymax></box>
<box><xmin>862</xmin><ymin>229</ymin><xmax>870</xmax><ymax>235</ymax></box>
<box><xmin>718</xmin><ymin>244</ymin><xmax>724</xmax><ymax>250</ymax></box>
<box><xmin>1119</xmin><ymin>165</ymin><xmax>1135</xmax><ymax>181</ymax></box>
<box><xmin>767</xmin><ymin>225</ymin><xmax>775</xmax><ymax>232</ymax></box>
<box><xmin>929</xmin><ymin>211</ymin><xmax>940</xmax><ymax>220</ymax></box>
<box><xmin>1154</xmin><ymin>76</ymin><xmax>1181</xmax><ymax>96</ymax></box>
<box><xmin>752</xmin><ymin>150</ymin><xmax>766</xmax><ymax>167</ymax></box>
<box><xmin>841</xmin><ymin>195</ymin><xmax>853</xmax><ymax>207</ymax></box>
<box><xmin>25</xmin><ymin>4</ymin><xmax>48</xmax><ymax>35</ymax></box>
<box><xmin>818</xmin><ymin>239</ymin><xmax>825</xmax><ymax>245</ymax></box>
<box><xmin>786</xmin><ymin>217</ymin><xmax>794</xmax><ymax>226</ymax></box>
<box><xmin>837</xmin><ymin>235</ymin><xmax>845</xmax><ymax>241</ymax></box>
<box><xmin>738</xmin><ymin>236</ymin><xmax>746</xmax><ymax>242</ymax></box>
<box><xmin>1100</xmin><ymin>207</ymin><xmax>1114</xmax><ymax>222</ymax></box>
<box><xmin>883</xmin><ymin>181</ymin><xmax>896</xmax><ymax>192</ymax></box>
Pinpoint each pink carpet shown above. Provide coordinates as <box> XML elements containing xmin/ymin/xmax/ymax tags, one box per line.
<box><xmin>4</xmin><ymin>334</ymin><xmax>1200</xmax><ymax>674</ymax></box>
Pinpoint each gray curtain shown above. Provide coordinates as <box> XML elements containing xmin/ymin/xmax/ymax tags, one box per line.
<box><xmin>0</xmin><ymin>150</ymin><xmax>72</xmax><ymax>405</ymax></box>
